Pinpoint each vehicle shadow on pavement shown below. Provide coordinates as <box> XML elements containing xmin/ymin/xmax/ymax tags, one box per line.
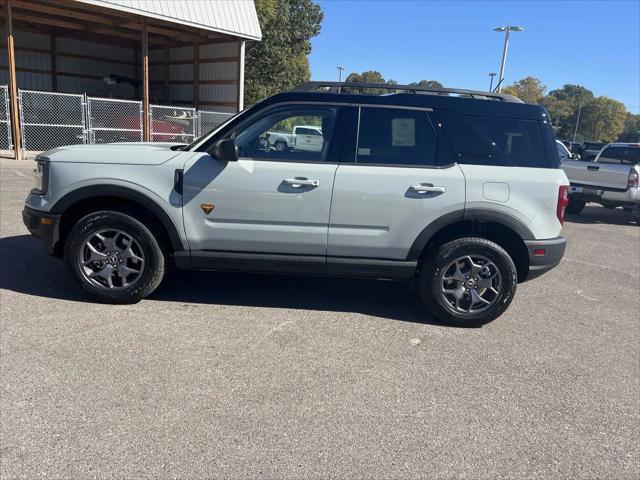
<box><xmin>565</xmin><ymin>206</ymin><xmax>639</xmax><ymax>226</ymax></box>
<box><xmin>0</xmin><ymin>234</ymin><xmax>445</xmax><ymax>326</ymax></box>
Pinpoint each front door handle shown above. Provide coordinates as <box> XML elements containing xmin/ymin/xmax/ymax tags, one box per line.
<box><xmin>409</xmin><ymin>184</ymin><xmax>446</xmax><ymax>193</ymax></box>
<box><xmin>284</xmin><ymin>177</ymin><xmax>320</xmax><ymax>187</ymax></box>
<box><xmin>587</xmin><ymin>165</ymin><xmax>600</xmax><ymax>171</ymax></box>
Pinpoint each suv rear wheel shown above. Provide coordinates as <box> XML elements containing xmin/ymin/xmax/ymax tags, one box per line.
<box><xmin>419</xmin><ymin>237</ymin><xmax>518</xmax><ymax>327</ymax></box>
<box><xmin>65</xmin><ymin>210</ymin><xmax>166</xmax><ymax>304</ymax></box>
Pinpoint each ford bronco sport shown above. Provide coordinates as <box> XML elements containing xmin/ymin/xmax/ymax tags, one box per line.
<box><xmin>23</xmin><ymin>81</ymin><xmax>569</xmax><ymax>326</ymax></box>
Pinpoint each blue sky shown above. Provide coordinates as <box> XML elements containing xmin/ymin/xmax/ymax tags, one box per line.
<box><xmin>309</xmin><ymin>0</ymin><xmax>640</xmax><ymax>113</ymax></box>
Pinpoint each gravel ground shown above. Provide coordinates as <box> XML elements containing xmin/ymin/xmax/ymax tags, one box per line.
<box><xmin>1</xmin><ymin>158</ymin><xmax>639</xmax><ymax>479</ymax></box>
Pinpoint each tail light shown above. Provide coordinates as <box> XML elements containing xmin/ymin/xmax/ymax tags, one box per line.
<box><xmin>557</xmin><ymin>185</ymin><xmax>570</xmax><ymax>225</ymax></box>
<box><xmin>628</xmin><ymin>169</ymin><xmax>639</xmax><ymax>188</ymax></box>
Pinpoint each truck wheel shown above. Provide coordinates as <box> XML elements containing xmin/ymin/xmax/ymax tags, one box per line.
<box><xmin>274</xmin><ymin>140</ymin><xmax>288</xmax><ymax>152</ymax></box>
<box><xmin>565</xmin><ymin>198</ymin><xmax>586</xmax><ymax>215</ymax></box>
<box><xmin>419</xmin><ymin>237</ymin><xmax>518</xmax><ymax>327</ymax></box>
<box><xmin>64</xmin><ymin>210</ymin><xmax>166</xmax><ymax>304</ymax></box>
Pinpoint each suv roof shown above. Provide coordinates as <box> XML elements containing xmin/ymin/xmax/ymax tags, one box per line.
<box><xmin>258</xmin><ymin>81</ymin><xmax>549</xmax><ymax>122</ymax></box>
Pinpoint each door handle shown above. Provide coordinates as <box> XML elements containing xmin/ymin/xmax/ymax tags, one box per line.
<box><xmin>284</xmin><ymin>177</ymin><xmax>320</xmax><ymax>187</ymax></box>
<box><xmin>587</xmin><ymin>165</ymin><xmax>600</xmax><ymax>171</ymax></box>
<box><xmin>409</xmin><ymin>184</ymin><xmax>446</xmax><ymax>193</ymax></box>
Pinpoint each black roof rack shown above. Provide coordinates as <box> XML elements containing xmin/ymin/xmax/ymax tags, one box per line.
<box><xmin>293</xmin><ymin>81</ymin><xmax>523</xmax><ymax>103</ymax></box>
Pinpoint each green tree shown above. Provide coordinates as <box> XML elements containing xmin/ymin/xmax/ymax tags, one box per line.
<box><xmin>579</xmin><ymin>97</ymin><xmax>627</xmax><ymax>142</ymax></box>
<box><xmin>342</xmin><ymin>71</ymin><xmax>397</xmax><ymax>94</ymax></box>
<box><xmin>408</xmin><ymin>80</ymin><xmax>444</xmax><ymax>89</ymax></box>
<box><xmin>502</xmin><ymin>76</ymin><xmax>546</xmax><ymax>104</ymax></box>
<box><xmin>244</xmin><ymin>0</ymin><xmax>323</xmax><ymax>106</ymax></box>
<box><xmin>545</xmin><ymin>84</ymin><xmax>595</xmax><ymax>140</ymax></box>
<box><xmin>617</xmin><ymin>113</ymin><xmax>640</xmax><ymax>142</ymax></box>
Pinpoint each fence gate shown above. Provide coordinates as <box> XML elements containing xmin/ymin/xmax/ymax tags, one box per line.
<box><xmin>197</xmin><ymin>110</ymin><xmax>233</xmax><ymax>137</ymax></box>
<box><xmin>87</xmin><ymin>97</ymin><xmax>143</xmax><ymax>144</ymax></box>
<box><xmin>150</xmin><ymin>104</ymin><xmax>197</xmax><ymax>143</ymax></box>
<box><xmin>18</xmin><ymin>89</ymin><xmax>86</xmax><ymax>152</ymax></box>
<box><xmin>0</xmin><ymin>86</ymin><xmax>12</xmax><ymax>151</ymax></box>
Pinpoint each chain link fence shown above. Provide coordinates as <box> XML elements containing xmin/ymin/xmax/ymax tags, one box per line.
<box><xmin>87</xmin><ymin>97</ymin><xmax>143</xmax><ymax>144</ymax></box>
<box><xmin>198</xmin><ymin>110</ymin><xmax>234</xmax><ymax>137</ymax></box>
<box><xmin>1</xmin><ymin>86</ymin><xmax>237</xmax><ymax>154</ymax></box>
<box><xmin>0</xmin><ymin>86</ymin><xmax>12</xmax><ymax>151</ymax></box>
<box><xmin>150</xmin><ymin>104</ymin><xmax>197</xmax><ymax>143</ymax></box>
<box><xmin>18</xmin><ymin>90</ymin><xmax>87</xmax><ymax>152</ymax></box>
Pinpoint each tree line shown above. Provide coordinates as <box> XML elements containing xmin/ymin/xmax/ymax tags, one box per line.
<box><xmin>245</xmin><ymin>0</ymin><xmax>638</xmax><ymax>144</ymax></box>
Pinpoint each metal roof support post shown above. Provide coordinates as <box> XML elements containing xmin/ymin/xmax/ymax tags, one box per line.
<box><xmin>141</xmin><ymin>18</ymin><xmax>150</xmax><ymax>142</ymax></box>
<box><xmin>5</xmin><ymin>0</ymin><xmax>22</xmax><ymax>159</ymax></box>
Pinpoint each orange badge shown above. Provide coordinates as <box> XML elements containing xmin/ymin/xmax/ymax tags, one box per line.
<box><xmin>200</xmin><ymin>203</ymin><xmax>215</xmax><ymax>215</ymax></box>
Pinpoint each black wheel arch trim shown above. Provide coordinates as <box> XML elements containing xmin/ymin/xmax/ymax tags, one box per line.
<box><xmin>50</xmin><ymin>185</ymin><xmax>185</xmax><ymax>252</ymax></box>
<box><xmin>407</xmin><ymin>208</ymin><xmax>534</xmax><ymax>260</ymax></box>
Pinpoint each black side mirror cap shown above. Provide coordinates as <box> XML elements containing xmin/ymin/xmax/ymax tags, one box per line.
<box><xmin>213</xmin><ymin>138</ymin><xmax>238</xmax><ymax>162</ymax></box>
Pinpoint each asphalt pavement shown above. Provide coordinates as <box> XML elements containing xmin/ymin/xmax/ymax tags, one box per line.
<box><xmin>1</xmin><ymin>158</ymin><xmax>639</xmax><ymax>479</ymax></box>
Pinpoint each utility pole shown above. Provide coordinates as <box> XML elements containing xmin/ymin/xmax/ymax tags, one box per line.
<box><xmin>337</xmin><ymin>66</ymin><xmax>345</xmax><ymax>83</ymax></box>
<box><xmin>494</xmin><ymin>26</ymin><xmax>524</xmax><ymax>93</ymax></box>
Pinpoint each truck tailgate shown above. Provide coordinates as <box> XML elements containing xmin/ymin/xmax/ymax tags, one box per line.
<box><xmin>561</xmin><ymin>159</ymin><xmax>630</xmax><ymax>190</ymax></box>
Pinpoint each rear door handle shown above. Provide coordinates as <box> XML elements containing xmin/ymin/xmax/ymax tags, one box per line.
<box><xmin>409</xmin><ymin>184</ymin><xmax>446</xmax><ymax>193</ymax></box>
<box><xmin>587</xmin><ymin>165</ymin><xmax>600</xmax><ymax>171</ymax></box>
<box><xmin>284</xmin><ymin>177</ymin><xmax>320</xmax><ymax>187</ymax></box>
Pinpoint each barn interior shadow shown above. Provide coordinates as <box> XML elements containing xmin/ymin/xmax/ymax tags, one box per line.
<box><xmin>0</xmin><ymin>234</ymin><xmax>445</xmax><ymax>326</ymax></box>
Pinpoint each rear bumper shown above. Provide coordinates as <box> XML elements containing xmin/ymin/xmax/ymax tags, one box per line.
<box><xmin>523</xmin><ymin>236</ymin><xmax>566</xmax><ymax>281</ymax></box>
<box><xmin>22</xmin><ymin>206</ymin><xmax>61</xmax><ymax>256</ymax></box>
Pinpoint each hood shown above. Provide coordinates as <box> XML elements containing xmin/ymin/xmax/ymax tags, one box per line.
<box><xmin>39</xmin><ymin>142</ymin><xmax>187</xmax><ymax>165</ymax></box>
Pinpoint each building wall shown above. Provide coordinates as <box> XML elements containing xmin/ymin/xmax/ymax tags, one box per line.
<box><xmin>2</xmin><ymin>29</ymin><xmax>242</xmax><ymax>112</ymax></box>
<box><xmin>149</xmin><ymin>41</ymin><xmax>241</xmax><ymax>113</ymax></box>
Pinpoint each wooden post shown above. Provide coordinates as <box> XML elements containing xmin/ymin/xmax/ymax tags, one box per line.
<box><xmin>237</xmin><ymin>40</ymin><xmax>245</xmax><ymax>112</ymax></box>
<box><xmin>163</xmin><ymin>45</ymin><xmax>169</xmax><ymax>102</ymax></box>
<box><xmin>5</xmin><ymin>0</ymin><xmax>22</xmax><ymax>159</ymax></box>
<box><xmin>51</xmin><ymin>35</ymin><xmax>57</xmax><ymax>91</ymax></box>
<box><xmin>192</xmin><ymin>41</ymin><xmax>199</xmax><ymax>108</ymax></box>
<box><xmin>141</xmin><ymin>19</ymin><xmax>150</xmax><ymax>142</ymax></box>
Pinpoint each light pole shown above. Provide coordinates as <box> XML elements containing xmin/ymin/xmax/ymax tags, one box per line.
<box><xmin>493</xmin><ymin>26</ymin><xmax>524</xmax><ymax>92</ymax></box>
<box><xmin>573</xmin><ymin>99</ymin><xmax>583</xmax><ymax>142</ymax></box>
<box><xmin>337</xmin><ymin>66</ymin><xmax>345</xmax><ymax>83</ymax></box>
<box><xmin>488</xmin><ymin>72</ymin><xmax>497</xmax><ymax>91</ymax></box>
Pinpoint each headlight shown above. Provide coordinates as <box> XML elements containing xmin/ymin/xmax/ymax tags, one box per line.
<box><xmin>32</xmin><ymin>157</ymin><xmax>49</xmax><ymax>195</ymax></box>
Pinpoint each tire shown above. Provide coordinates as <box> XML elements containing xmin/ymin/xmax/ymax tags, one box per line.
<box><xmin>274</xmin><ymin>140</ymin><xmax>288</xmax><ymax>152</ymax></box>
<box><xmin>565</xmin><ymin>198</ymin><xmax>586</xmax><ymax>215</ymax></box>
<box><xmin>64</xmin><ymin>210</ymin><xmax>166</xmax><ymax>304</ymax></box>
<box><xmin>419</xmin><ymin>237</ymin><xmax>518</xmax><ymax>327</ymax></box>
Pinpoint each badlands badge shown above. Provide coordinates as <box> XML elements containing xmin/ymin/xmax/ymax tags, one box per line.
<box><xmin>200</xmin><ymin>203</ymin><xmax>215</xmax><ymax>215</ymax></box>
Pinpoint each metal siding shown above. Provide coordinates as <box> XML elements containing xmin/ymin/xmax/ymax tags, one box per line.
<box><xmin>199</xmin><ymin>84</ymin><xmax>238</xmax><ymax>104</ymax></box>
<box><xmin>200</xmin><ymin>42</ymin><xmax>238</xmax><ymax>59</ymax></box>
<box><xmin>56</xmin><ymin>38</ymin><xmax>135</xmax><ymax>62</ymax></box>
<box><xmin>72</xmin><ymin>0</ymin><xmax>262</xmax><ymax>40</ymax></box>
<box><xmin>200</xmin><ymin>62</ymin><xmax>238</xmax><ymax>81</ymax></box>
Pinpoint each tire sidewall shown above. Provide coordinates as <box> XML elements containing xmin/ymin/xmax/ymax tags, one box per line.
<box><xmin>421</xmin><ymin>238</ymin><xmax>517</xmax><ymax>326</ymax></box>
<box><xmin>65</xmin><ymin>211</ymin><xmax>165</xmax><ymax>303</ymax></box>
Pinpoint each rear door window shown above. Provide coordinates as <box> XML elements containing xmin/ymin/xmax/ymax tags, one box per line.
<box><xmin>598</xmin><ymin>146</ymin><xmax>640</xmax><ymax>165</ymax></box>
<box><xmin>437</xmin><ymin>110</ymin><xmax>548</xmax><ymax>167</ymax></box>
<box><xmin>355</xmin><ymin>107</ymin><xmax>439</xmax><ymax>166</ymax></box>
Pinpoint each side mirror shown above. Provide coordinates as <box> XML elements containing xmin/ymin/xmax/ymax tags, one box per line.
<box><xmin>214</xmin><ymin>138</ymin><xmax>238</xmax><ymax>162</ymax></box>
<box><xmin>571</xmin><ymin>153</ymin><xmax>581</xmax><ymax>160</ymax></box>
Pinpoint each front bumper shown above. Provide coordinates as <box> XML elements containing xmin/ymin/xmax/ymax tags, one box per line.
<box><xmin>523</xmin><ymin>236</ymin><xmax>566</xmax><ymax>281</ymax></box>
<box><xmin>22</xmin><ymin>206</ymin><xmax>61</xmax><ymax>256</ymax></box>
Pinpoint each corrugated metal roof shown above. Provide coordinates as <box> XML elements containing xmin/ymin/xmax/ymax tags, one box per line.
<box><xmin>72</xmin><ymin>0</ymin><xmax>262</xmax><ymax>40</ymax></box>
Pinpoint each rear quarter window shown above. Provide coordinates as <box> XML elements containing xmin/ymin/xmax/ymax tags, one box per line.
<box><xmin>436</xmin><ymin>110</ymin><xmax>549</xmax><ymax>168</ymax></box>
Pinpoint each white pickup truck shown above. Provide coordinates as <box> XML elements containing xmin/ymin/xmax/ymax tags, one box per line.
<box><xmin>558</xmin><ymin>141</ymin><xmax>640</xmax><ymax>214</ymax></box>
<box><xmin>266</xmin><ymin>125</ymin><xmax>324</xmax><ymax>153</ymax></box>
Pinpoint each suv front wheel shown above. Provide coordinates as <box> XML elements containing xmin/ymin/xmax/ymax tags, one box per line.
<box><xmin>419</xmin><ymin>237</ymin><xmax>518</xmax><ymax>327</ymax></box>
<box><xmin>65</xmin><ymin>210</ymin><xmax>166</xmax><ymax>304</ymax></box>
